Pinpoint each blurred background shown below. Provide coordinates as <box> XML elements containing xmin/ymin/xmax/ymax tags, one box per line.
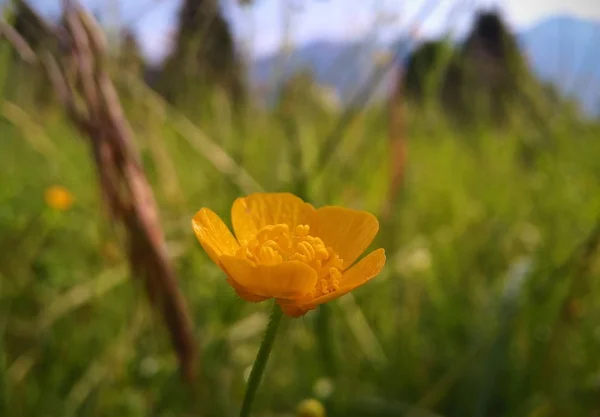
<box><xmin>1</xmin><ymin>0</ymin><xmax>600</xmax><ymax>416</ymax></box>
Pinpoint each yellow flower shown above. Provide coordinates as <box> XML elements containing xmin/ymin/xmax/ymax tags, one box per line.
<box><xmin>44</xmin><ymin>185</ymin><xmax>74</xmax><ymax>211</ymax></box>
<box><xmin>192</xmin><ymin>193</ymin><xmax>385</xmax><ymax>317</ymax></box>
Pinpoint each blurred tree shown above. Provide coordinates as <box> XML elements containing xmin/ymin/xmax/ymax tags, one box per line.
<box><xmin>120</xmin><ymin>29</ymin><xmax>144</xmax><ymax>76</ymax></box>
<box><xmin>155</xmin><ymin>0</ymin><xmax>245</xmax><ymax>116</ymax></box>
<box><xmin>402</xmin><ymin>39</ymin><xmax>462</xmax><ymax>109</ymax></box>
<box><xmin>11</xmin><ymin>0</ymin><xmax>55</xmax><ymax>51</ymax></box>
<box><xmin>7</xmin><ymin>0</ymin><xmax>59</xmax><ymax>110</ymax></box>
<box><xmin>401</xmin><ymin>11</ymin><xmax>534</xmax><ymax>127</ymax></box>
<box><xmin>118</xmin><ymin>29</ymin><xmax>150</xmax><ymax>126</ymax></box>
<box><xmin>459</xmin><ymin>11</ymin><xmax>527</xmax><ymax>125</ymax></box>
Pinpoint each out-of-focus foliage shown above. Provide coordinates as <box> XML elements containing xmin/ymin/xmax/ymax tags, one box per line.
<box><xmin>119</xmin><ymin>29</ymin><xmax>144</xmax><ymax>76</ymax></box>
<box><xmin>2</xmin><ymin>1</ymin><xmax>600</xmax><ymax>417</ymax></box>
<box><xmin>154</xmin><ymin>0</ymin><xmax>245</xmax><ymax>117</ymax></box>
<box><xmin>402</xmin><ymin>12</ymin><xmax>579</xmax><ymax>128</ymax></box>
<box><xmin>4</xmin><ymin>1</ymin><xmax>59</xmax><ymax>110</ymax></box>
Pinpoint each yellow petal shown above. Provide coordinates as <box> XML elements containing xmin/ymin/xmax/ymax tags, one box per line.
<box><xmin>219</xmin><ymin>257</ymin><xmax>318</xmax><ymax>299</ymax></box>
<box><xmin>278</xmin><ymin>248</ymin><xmax>386</xmax><ymax>317</ymax></box>
<box><xmin>231</xmin><ymin>193</ymin><xmax>315</xmax><ymax>243</ymax></box>
<box><xmin>225</xmin><ymin>276</ymin><xmax>269</xmax><ymax>303</ymax></box>
<box><xmin>309</xmin><ymin>207</ymin><xmax>380</xmax><ymax>270</ymax></box>
<box><xmin>192</xmin><ymin>208</ymin><xmax>240</xmax><ymax>266</ymax></box>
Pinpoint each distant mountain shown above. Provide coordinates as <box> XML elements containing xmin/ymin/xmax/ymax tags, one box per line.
<box><xmin>518</xmin><ymin>15</ymin><xmax>600</xmax><ymax>115</ymax></box>
<box><xmin>250</xmin><ymin>39</ymin><xmax>405</xmax><ymax>105</ymax></box>
<box><xmin>250</xmin><ymin>15</ymin><xmax>600</xmax><ymax>115</ymax></box>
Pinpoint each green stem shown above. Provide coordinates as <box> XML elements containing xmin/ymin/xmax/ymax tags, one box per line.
<box><xmin>239</xmin><ymin>302</ymin><xmax>283</xmax><ymax>417</ymax></box>
<box><xmin>315</xmin><ymin>303</ymin><xmax>337</xmax><ymax>377</ymax></box>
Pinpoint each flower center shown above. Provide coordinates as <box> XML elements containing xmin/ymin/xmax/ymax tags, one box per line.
<box><xmin>235</xmin><ymin>223</ymin><xmax>343</xmax><ymax>296</ymax></box>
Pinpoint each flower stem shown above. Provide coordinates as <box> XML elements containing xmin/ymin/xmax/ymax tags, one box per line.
<box><xmin>239</xmin><ymin>302</ymin><xmax>283</xmax><ymax>417</ymax></box>
<box><xmin>316</xmin><ymin>304</ymin><xmax>337</xmax><ymax>377</ymax></box>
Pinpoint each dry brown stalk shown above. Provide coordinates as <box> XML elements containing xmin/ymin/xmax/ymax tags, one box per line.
<box><xmin>3</xmin><ymin>0</ymin><xmax>198</xmax><ymax>382</ymax></box>
<box><xmin>383</xmin><ymin>66</ymin><xmax>408</xmax><ymax>221</ymax></box>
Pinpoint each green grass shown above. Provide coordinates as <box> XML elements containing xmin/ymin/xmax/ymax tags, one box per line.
<box><xmin>2</xmin><ymin>57</ymin><xmax>600</xmax><ymax>417</ymax></box>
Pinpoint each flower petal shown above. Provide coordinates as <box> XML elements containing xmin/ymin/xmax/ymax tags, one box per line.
<box><xmin>219</xmin><ymin>257</ymin><xmax>318</xmax><ymax>299</ymax></box>
<box><xmin>309</xmin><ymin>206</ymin><xmax>380</xmax><ymax>270</ymax></box>
<box><xmin>225</xmin><ymin>276</ymin><xmax>269</xmax><ymax>303</ymax></box>
<box><xmin>231</xmin><ymin>193</ymin><xmax>315</xmax><ymax>243</ymax></box>
<box><xmin>278</xmin><ymin>248</ymin><xmax>386</xmax><ymax>317</ymax></box>
<box><xmin>192</xmin><ymin>208</ymin><xmax>240</xmax><ymax>265</ymax></box>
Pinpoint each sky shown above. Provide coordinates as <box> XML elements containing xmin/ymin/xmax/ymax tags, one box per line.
<box><xmin>22</xmin><ymin>0</ymin><xmax>600</xmax><ymax>64</ymax></box>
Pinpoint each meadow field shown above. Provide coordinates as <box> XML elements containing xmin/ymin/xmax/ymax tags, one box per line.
<box><xmin>2</xmin><ymin>3</ymin><xmax>600</xmax><ymax>417</ymax></box>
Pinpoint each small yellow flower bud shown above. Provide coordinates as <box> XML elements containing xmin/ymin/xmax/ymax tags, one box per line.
<box><xmin>44</xmin><ymin>185</ymin><xmax>74</xmax><ymax>211</ymax></box>
<box><xmin>296</xmin><ymin>398</ymin><xmax>325</xmax><ymax>417</ymax></box>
